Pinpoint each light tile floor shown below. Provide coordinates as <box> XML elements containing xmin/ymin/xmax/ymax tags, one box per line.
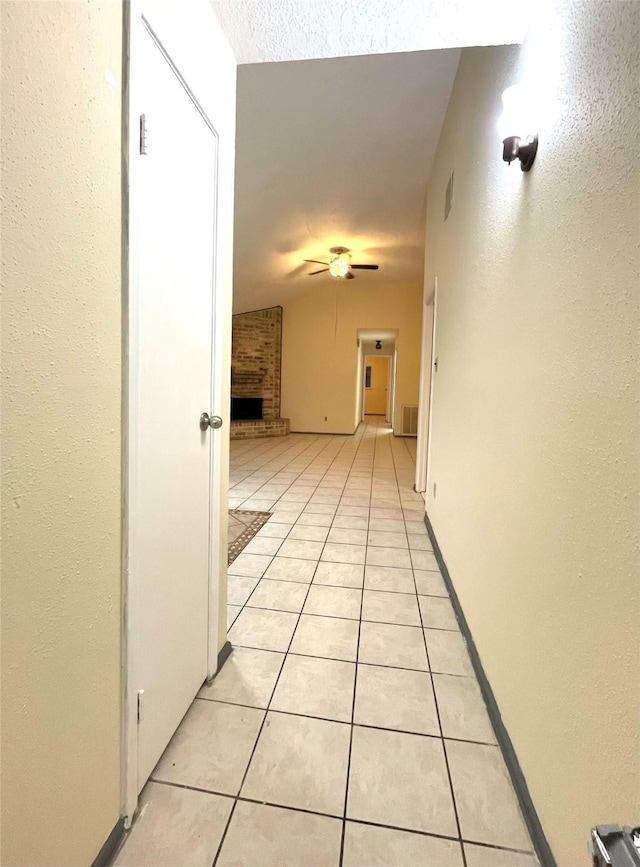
<box><xmin>115</xmin><ymin>418</ymin><xmax>539</xmax><ymax>867</ymax></box>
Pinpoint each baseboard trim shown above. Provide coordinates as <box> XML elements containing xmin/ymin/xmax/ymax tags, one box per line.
<box><xmin>290</xmin><ymin>429</ymin><xmax>357</xmax><ymax>436</ymax></box>
<box><xmin>217</xmin><ymin>639</ymin><xmax>233</xmax><ymax>673</ymax></box>
<box><xmin>424</xmin><ymin>513</ymin><xmax>557</xmax><ymax>867</ymax></box>
<box><xmin>92</xmin><ymin>816</ymin><xmax>125</xmax><ymax>867</ymax></box>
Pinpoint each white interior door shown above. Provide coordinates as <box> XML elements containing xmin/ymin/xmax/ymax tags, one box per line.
<box><xmin>129</xmin><ymin>21</ymin><xmax>218</xmax><ymax>795</ymax></box>
<box><xmin>364</xmin><ymin>356</ymin><xmax>390</xmax><ymax>415</ymax></box>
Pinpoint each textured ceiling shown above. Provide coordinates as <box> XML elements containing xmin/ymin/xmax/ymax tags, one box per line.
<box><xmin>210</xmin><ymin>0</ymin><xmax>528</xmax><ymax>64</ymax></box>
<box><xmin>233</xmin><ymin>49</ymin><xmax>460</xmax><ymax>312</ymax></box>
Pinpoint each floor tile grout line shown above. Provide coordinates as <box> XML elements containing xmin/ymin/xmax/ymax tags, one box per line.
<box><xmin>225</xmin><ymin>642</ymin><xmax>474</xmax><ymax>677</ymax></box>
<box><xmin>338</xmin><ymin>418</ymin><xmax>375</xmax><ymax>867</ymax></box>
<box><xmin>228</xmin><ymin>433</ymin><xmax>307</xmax><ymax>473</ymax></box>
<box><xmin>219</xmin><ymin>421</ymin><xmax>501</xmax><ymax>863</ymax></box>
<box><xmin>231</xmin><ymin>570</ymin><xmax>443</xmax><ymax>596</ymax></box>
<box><xmin>214</xmin><ymin>426</ymin><xmax>370</xmax><ymax>866</ymax></box>
<box><xmin>388</xmin><ymin>434</ymin><xmax>469</xmax><ymax>867</ymax></box>
<box><xmin>232</xmin><ymin>433</ymin><xmax>353</xmax><ymax>506</ymax></box>
<box><xmin>237</xmin><ymin>552</ymin><xmax>436</xmax><ymax>574</ymax></box>
<box><xmin>326</xmin><ymin>423</ymin><xmax>376</xmax><ymax>859</ymax></box>
<box><xmin>196</xmin><ymin>697</ymin><xmax>499</xmax><ymax>749</ymax></box>
<box><xmin>151</xmin><ymin>778</ymin><xmax>536</xmax><ymax>857</ymax></box>
<box><xmin>237</xmin><ymin>604</ymin><xmax>459</xmax><ymax>632</ymax></box>
<box><xmin>231</xmin><ymin>429</ymin><xmax>370</xmax><ymax>625</ymax></box>
<box><xmin>236</xmin><ymin>427</ymin><xmax>368</xmax><ymax>627</ymax></box>
<box><xmin>211</xmin><ymin>567</ymin><xmax>305</xmax><ymax>865</ymax></box>
<box><xmin>153</xmin><ymin>775</ymin><xmax>537</xmax><ymax>858</ymax></box>
<box><xmin>268</xmin><ymin>432</ymin><xmax>368</xmax><ymax>514</ymax></box>
<box><xmin>230</xmin><ymin>433</ymin><xmax>327</xmax><ymax>492</ymax></box>
<box><xmin>252</xmin><ymin>435</ymin><xmax>344</xmax><ymax>506</ymax></box>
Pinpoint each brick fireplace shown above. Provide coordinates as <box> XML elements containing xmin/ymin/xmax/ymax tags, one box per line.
<box><xmin>230</xmin><ymin>306</ymin><xmax>289</xmax><ymax>439</ymax></box>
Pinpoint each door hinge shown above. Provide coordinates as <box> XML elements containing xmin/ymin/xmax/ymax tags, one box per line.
<box><xmin>137</xmin><ymin>689</ymin><xmax>145</xmax><ymax>724</ymax></box>
<box><xmin>139</xmin><ymin>113</ymin><xmax>147</xmax><ymax>155</ymax></box>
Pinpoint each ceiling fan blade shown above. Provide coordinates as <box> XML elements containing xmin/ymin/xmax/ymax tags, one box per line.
<box><xmin>308</xmin><ymin>268</ymin><xmax>329</xmax><ymax>275</ymax></box>
<box><xmin>350</xmin><ymin>264</ymin><xmax>379</xmax><ymax>270</ymax></box>
<box><xmin>303</xmin><ymin>259</ymin><xmax>329</xmax><ymax>266</ymax></box>
<box><xmin>346</xmin><ymin>271</ymin><xmax>356</xmax><ymax>280</ymax></box>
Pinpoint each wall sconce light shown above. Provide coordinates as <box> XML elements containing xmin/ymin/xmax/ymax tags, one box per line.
<box><xmin>375</xmin><ymin>340</ymin><xmax>382</xmax><ymax>349</ymax></box>
<box><xmin>498</xmin><ymin>85</ymin><xmax>538</xmax><ymax>172</ymax></box>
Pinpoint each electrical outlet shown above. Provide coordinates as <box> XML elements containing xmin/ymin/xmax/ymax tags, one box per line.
<box><xmin>433</xmin><ymin>482</ymin><xmax>437</xmax><ymax>497</ymax></box>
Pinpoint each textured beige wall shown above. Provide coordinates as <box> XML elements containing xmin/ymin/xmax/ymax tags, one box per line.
<box><xmin>424</xmin><ymin>4</ymin><xmax>639</xmax><ymax>865</ymax></box>
<box><xmin>1</xmin><ymin>3</ymin><xmax>123</xmax><ymax>864</ymax></box>
<box><xmin>278</xmin><ymin>283</ymin><xmax>422</xmax><ymax>434</ymax></box>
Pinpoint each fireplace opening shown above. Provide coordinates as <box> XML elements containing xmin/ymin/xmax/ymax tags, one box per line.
<box><xmin>231</xmin><ymin>397</ymin><xmax>263</xmax><ymax>421</ymax></box>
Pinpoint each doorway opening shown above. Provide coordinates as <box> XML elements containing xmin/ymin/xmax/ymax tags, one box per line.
<box><xmin>415</xmin><ymin>278</ymin><xmax>436</xmax><ymax>492</ymax></box>
<box><xmin>356</xmin><ymin>329</ymin><xmax>398</xmax><ymax>429</ymax></box>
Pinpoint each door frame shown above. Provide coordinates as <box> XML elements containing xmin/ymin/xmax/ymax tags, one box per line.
<box><xmin>121</xmin><ymin>1</ymin><xmax>225</xmax><ymax>826</ymax></box>
<box><xmin>415</xmin><ymin>278</ymin><xmax>436</xmax><ymax>491</ymax></box>
<box><xmin>424</xmin><ymin>277</ymin><xmax>438</xmax><ymax>498</ymax></box>
<box><xmin>386</xmin><ymin>350</ymin><xmax>397</xmax><ymax>426</ymax></box>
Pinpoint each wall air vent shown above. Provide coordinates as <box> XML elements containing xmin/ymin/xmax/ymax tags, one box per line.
<box><xmin>401</xmin><ymin>405</ymin><xmax>419</xmax><ymax>436</ymax></box>
<box><xmin>444</xmin><ymin>170</ymin><xmax>454</xmax><ymax>221</ymax></box>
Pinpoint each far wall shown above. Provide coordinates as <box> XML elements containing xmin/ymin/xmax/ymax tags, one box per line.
<box><xmin>278</xmin><ymin>281</ymin><xmax>422</xmax><ymax>434</ymax></box>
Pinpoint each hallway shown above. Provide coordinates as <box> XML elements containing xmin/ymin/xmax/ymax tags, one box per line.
<box><xmin>114</xmin><ymin>419</ymin><xmax>538</xmax><ymax>867</ymax></box>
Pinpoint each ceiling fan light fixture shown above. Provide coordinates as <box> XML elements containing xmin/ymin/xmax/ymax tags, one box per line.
<box><xmin>328</xmin><ymin>254</ymin><xmax>351</xmax><ymax>278</ymax></box>
<box><xmin>305</xmin><ymin>246</ymin><xmax>378</xmax><ymax>279</ymax></box>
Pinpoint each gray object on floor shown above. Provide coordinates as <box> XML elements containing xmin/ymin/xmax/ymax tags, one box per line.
<box><xmin>591</xmin><ymin>826</ymin><xmax>640</xmax><ymax>867</ymax></box>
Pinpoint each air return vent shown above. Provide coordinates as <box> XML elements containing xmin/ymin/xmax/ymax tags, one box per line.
<box><xmin>401</xmin><ymin>405</ymin><xmax>419</xmax><ymax>436</ymax></box>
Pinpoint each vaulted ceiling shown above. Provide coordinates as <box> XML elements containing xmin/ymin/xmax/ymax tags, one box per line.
<box><xmin>232</xmin><ymin>49</ymin><xmax>461</xmax><ymax>312</ymax></box>
<box><xmin>220</xmin><ymin>0</ymin><xmax>527</xmax><ymax>313</ymax></box>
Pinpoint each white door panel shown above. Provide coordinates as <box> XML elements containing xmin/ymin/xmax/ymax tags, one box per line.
<box><xmin>132</xmin><ymin>24</ymin><xmax>217</xmax><ymax>792</ymax></box>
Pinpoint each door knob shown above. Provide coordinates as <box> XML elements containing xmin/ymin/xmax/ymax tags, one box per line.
<box><xmin>200</xmin><ymin>412</ymin><xmax>223</xmax><ymax>431</ymax></box>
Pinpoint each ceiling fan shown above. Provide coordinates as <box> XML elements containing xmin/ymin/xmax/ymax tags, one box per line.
<box><xmin>304</xmin><ymin>246</ymin><xmax>379</xmax><ymax>279</ymax></box>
